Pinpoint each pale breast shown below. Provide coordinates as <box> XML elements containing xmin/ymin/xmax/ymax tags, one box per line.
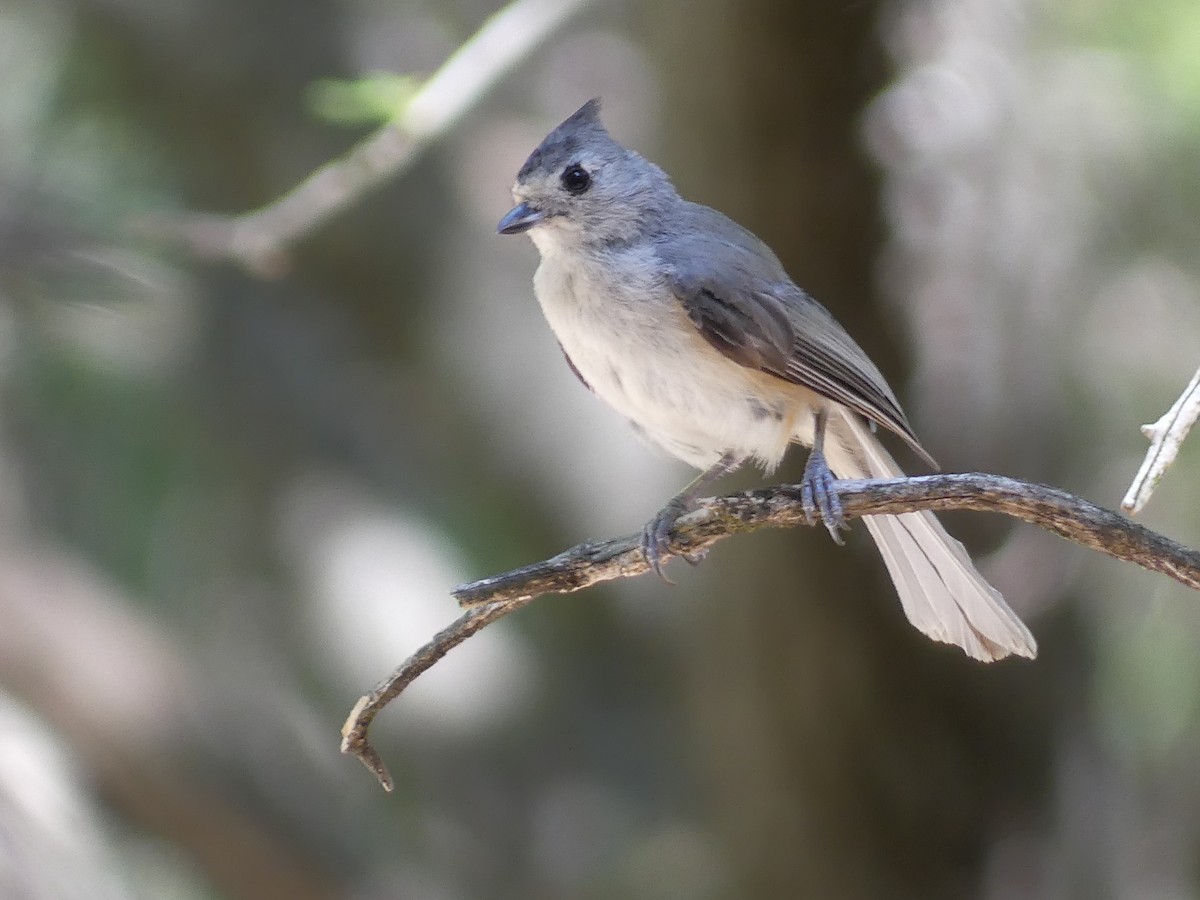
<box><xmin>532</xmin><ymin>245</ymin><xmax>808</xmax><ymax>471</ymax></box>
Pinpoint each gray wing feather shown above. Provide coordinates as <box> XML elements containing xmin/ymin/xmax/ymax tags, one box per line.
<box><xmin>659</xmin><ymin>203</ymin><xmax>937</xmax><ymax>468</ymax></box>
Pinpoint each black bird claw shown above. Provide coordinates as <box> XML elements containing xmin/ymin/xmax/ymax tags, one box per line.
<box><xmin>800</xmin><ymin>448</ymin><xmax>847</xmax><ymax>546</ymax></box>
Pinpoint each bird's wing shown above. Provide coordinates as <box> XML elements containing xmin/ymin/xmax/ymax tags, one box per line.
<box><xmin>659</xmin><ymin>208</ymin><xmax>937</xmax><ymax>468</ymax></box>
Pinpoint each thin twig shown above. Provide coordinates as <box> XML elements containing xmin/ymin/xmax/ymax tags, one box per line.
<box><xmin>1122</xmin><ymin>365</ymin><xmax>1200</xmax><ymax>514</ymax></box>
<box><xmin>145</xmin><ymin>0</ymin><xmax>592</xmax><ymax>274</ymax></box>
<box><xmin>340</xmin><ymin>472</ymin><xmax>1200</xmax><ymax>790</ymax></box>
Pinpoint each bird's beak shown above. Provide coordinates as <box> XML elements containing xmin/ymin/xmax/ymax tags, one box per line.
<box><xmin>497</xmin><ymin>202</ymin><xmax>546</xmax><ymax>235</ymax></box>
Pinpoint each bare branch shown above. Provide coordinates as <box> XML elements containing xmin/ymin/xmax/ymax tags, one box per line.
<box><xmin>145</xmin><ymin>0</ymin><xmax>592</xmax><ymax>274</ymax></box>
<box><xmin>340</xmin><ymin>472</ymin><xmax>1200</xmax><ymax>790</ymax></box>
<box><xmin>1123</xmin><ymin>365</ymin><xmax>1200</xmax><ymax>514</ymax></box>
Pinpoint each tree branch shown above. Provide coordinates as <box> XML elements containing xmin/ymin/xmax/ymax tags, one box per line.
<box><xmin>144</xmin><ymin>0</ymin><xmax>592</xmax><ymax>274</ymax></box>
<box><xmin>340</xmin><ymin>472</ymin><xmax>1200</xmax><ymax>790</ymax></box>
<box><xmin>1122</xmin><ymin>364</ymin><xmax>1200</xmax><ymax>514</ymax></box>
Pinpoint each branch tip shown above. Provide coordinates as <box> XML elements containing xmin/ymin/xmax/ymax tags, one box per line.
<box><xmin>1122</xmin><ymin>365</ymin><xmax>1200</xmax><ymax>514</ymax></box>
<box><xmin>340</xmin><ymin>696</ymin><xmax>395</xmax><ymax>791</ymax></box>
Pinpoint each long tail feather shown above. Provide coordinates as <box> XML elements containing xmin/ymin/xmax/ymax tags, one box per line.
<box><xmin>823</xmin><ymin>410</ymin><xmax>1037</xmax><ymax>661</ymax></box>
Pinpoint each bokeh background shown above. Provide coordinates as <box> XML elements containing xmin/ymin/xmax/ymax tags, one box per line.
<box><xmin>1</xmin><ymin>0</ymin><xmax>1199</xmax><ymax>897</ymax></box>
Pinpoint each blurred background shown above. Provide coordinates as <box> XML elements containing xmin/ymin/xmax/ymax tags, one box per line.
<box><xmin>1</xmin><ymin>0</ymin><xmax>1198</xmax><ymax>897</ymax></box>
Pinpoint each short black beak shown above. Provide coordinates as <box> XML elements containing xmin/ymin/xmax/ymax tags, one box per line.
<box><xmin>497</xmin><ymin>202</ymin><xmax>545</xmax><ymax>235</ymax></box>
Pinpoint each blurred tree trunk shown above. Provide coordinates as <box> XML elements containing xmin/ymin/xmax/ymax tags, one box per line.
<box><xmin>646</xmin><ymin>4</ymin><xmax>1053</xmax><ymax>898</ymax></box>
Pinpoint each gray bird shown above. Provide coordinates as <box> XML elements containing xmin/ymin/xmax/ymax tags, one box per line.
<box><xmin>498</xmin><ymin>99</ymin><xmax>1036</xmax><ymax>662</ymax></box>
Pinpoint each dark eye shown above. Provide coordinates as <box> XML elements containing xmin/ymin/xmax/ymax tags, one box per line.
<box><xmin>560</xmin><ymin>164</ymin><xmax>591</xmax><ymax>195</ymax></box>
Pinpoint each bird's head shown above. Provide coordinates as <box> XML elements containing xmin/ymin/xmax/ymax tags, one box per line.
<box><xmin>498</xmin><ymin>99</ymin><xmax>676</xmax><ymax>251</ymax></box>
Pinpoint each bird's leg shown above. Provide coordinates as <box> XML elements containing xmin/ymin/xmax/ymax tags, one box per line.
<box><xmin>641</xmin><ymin>452</ymin><xmax>744</xmax><ymax>581</ymax></box>
<box><xmin>800</xmin><ymin>408</ymin><xmax>846</xmax><ymax>545</ymax></box>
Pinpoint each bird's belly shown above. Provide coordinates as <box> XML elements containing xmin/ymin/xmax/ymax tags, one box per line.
<box><xmin>538</xmin><ymin>264</ymin><xmax>802</xmax><ymax>471</ymax></box>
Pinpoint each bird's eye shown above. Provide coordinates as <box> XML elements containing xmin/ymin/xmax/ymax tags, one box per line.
<box><xmin>560</xmin><ymin>164</ymin><xmax>591</xmax><ymax>195</ymax></box>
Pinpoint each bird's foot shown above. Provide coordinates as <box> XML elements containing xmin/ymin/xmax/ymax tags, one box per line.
<box><xmin>640</xmin><ymin>496</ymin><xmax>695</xmax><ymax>582</ymax></box>
<box><xmin>800</xmin><ymin>447</ymin><xmax>846</xmax><ymax>545</ymax></box>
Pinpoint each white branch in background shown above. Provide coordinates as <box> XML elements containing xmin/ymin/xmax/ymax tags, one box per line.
<box><xmin>153</xmin><ymin>0</ymin><xmax>592</xmax><ymax>274</ymax></box>
<box><xmin>1122</xmin><ymin>365</ymin><xmax>1200</xmax><ymax>515</ymax></box>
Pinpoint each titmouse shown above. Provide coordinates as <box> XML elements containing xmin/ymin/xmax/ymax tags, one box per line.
<box><xmin>498</xmin><ymin>99</ymin><xmax>1035</xmax><ymax>662</ymax></box>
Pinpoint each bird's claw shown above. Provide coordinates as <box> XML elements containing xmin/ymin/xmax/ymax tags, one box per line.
<box><xmin>800</xmin><ymin>448</ymin><xmax>846</xmax><ymax>546</ymax></box>
<box><xmin>640</xmin><ymin>497</ymin><xmax>693</xmax><ymax>582</ymax></box>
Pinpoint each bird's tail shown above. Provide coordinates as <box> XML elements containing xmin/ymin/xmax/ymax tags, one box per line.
<box><xmin>823</xmin><ymin>409</ymin><xmax>1037</xmax><ymax>662</ymax></box>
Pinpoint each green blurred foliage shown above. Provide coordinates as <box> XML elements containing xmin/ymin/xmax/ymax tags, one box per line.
<box><xmin>1060</xmin><ymin>0</ymin><xmax>1200</xmax><ymax>127</ymax></box>
<box><xmin>306</xmin><ymin>73</ymin><xmax>422</xmax><ymax>126</ymax></box>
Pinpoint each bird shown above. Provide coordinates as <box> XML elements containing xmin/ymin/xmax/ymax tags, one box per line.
<box><xmin>497</xmin><ymin>99</ymin><xmax>1036</xmax><ymax>662</ymax></box>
